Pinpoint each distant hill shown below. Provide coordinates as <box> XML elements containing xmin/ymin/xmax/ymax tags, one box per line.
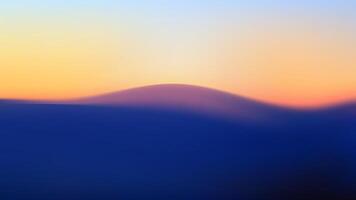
<box><xmin>64</xmin><ymin>84</ymin><xmax>295</xmax><ymax>122</ymax></box>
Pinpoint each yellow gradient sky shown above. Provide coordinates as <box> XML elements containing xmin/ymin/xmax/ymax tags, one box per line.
<box><xmin>0</xmin><ymin>1</ymin><xmax>355</xmax><ymax>108</ymax></box>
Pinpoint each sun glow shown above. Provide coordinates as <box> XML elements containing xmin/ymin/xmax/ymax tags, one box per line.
<box><xmin>0</xmin><ymin>1</ymin><xmax>355</xmax><ymax>108</ymax></box>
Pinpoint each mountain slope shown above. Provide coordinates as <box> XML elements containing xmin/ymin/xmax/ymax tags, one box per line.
<box><xmin>0</xmin><ymin>102</ymin><xmax>353</xmax><ymax>200</ymax></box>
<box><xmin>0</xmin><ymin>85</ymin><xmax>355</xmax><ymax>199</ymax></box>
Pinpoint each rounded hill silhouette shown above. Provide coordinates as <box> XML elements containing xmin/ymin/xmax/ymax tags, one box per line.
<box><xmin>70</xmin><ymin>84</ymin><xmax>291</xmax><ymax>121</ymax></box>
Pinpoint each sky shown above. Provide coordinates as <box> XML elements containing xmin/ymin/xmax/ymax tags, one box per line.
<box><xmin>0</xmin><ymin>0</ymin><xmax>355</xmax><ymax>107</ymax></box>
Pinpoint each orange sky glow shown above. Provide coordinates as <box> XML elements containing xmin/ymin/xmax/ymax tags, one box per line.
<box><xmin>0</xmin><ymin>1</ymin><xmax>355</xmax><ymax>108</ymax></box>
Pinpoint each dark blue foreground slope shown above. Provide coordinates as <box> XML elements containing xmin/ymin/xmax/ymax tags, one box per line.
<box><xmin>0</xmin><ymin>102</ymin><xmax>355</xmax><ymax>200</ymax></box>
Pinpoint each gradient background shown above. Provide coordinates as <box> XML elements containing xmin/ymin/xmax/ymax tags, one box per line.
<box><xmin>1</xmin><ymin>0</ymin><xmax>355</xmax><ymax>107</ymax></box>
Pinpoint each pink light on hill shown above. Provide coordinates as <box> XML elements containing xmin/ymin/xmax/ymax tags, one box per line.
<box><xmin>66</xmin><ymin>84</ymin><xmax>291</xmax><ymax>121</ymax></box>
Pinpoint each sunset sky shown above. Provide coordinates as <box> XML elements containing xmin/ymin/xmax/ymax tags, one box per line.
<box><xmin>1</xmin><ymin>0</ymin><xmax>355</xmax><ymax>107</ymax></box>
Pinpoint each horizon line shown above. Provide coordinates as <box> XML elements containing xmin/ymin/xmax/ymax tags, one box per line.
<box><xmin>0</xmin><ymin>83</ymin><xmax>355</xmax><ymax>110</ymax></box>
